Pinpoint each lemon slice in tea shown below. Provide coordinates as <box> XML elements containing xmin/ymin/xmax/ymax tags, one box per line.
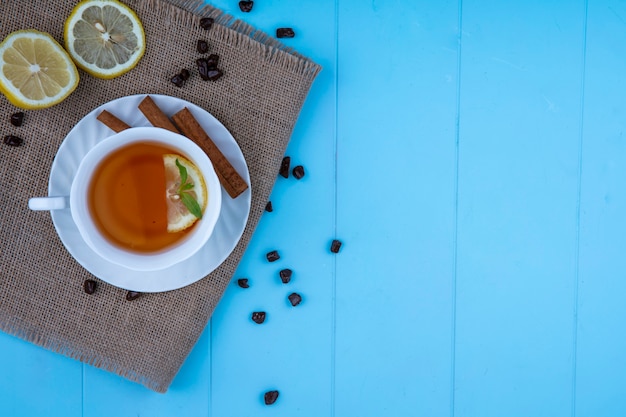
<box><xmin>64</xmin><ymin>0</ymin><xmax>145</xmax><ymax>79</ymax></box>
<box><xmin>164</xmin><ymin>154</ymin><xmax>207</xmax><ymax>233</ymax></box>
<box><xmin>0</xmin><ymin>30</ymin><xmax>79</xmax><ymax>109</ymax></box>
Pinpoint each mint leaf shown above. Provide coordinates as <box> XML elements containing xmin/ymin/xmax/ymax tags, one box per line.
<box><xmin>174</xmin><ymin>158</ymin><xmax>203</xmax><ymax>220</ymax></box>
<box><xmin>175</xmin><ymin>158</ymin><xmax>188</xmax><ymax>185</ymax></box>
<box><xmin>180</xmin><ymin>182</ymin><xmax>194</xmax><ymax>191</ymax></box>
<box><xmin>180</xmin><ymin>192</ymin><xmax>203</xmax><ymax>219</ymax></box>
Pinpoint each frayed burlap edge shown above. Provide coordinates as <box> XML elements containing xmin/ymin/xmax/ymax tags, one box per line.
<box><xmin>0</xmin><ymin>316</ymin><xmax>160</xmax><ymax>390</ymax></box>
<box><xmin>0</xmin><ymin>0</ymin><xmax>321</xmax><ymax>394</ymax></box>
<box><xmin>136</xmin><ymin>0</ymin><xmax>321</xmax><ymax>79</ymax></box>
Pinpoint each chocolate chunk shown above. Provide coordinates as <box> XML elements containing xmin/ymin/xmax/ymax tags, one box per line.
<box><xmin>239</xmin><ymin>0</ymin><xmax>253</xmax><ymax>12</ymax></box>
<box><xmin>251</xmin><ymin>311</ymin><xmax>266</xmax><ymax>324</ymax></box>
<box><xmin>266</xmin><ymin>250</ymin><xmax>280</xmax><ymax>262</ymax></box>
<box><xmin>180</xmin><ymin>69</ymin><xmax>190</xmax><ymax>80</ymax></box>
<box><xmin>265</xmin><ymin>201</ymin><xmax>273</xmax><ymax>212</ymax></box>
<box><xmin>264</xmin><ymin>390</ymin><xmax>279</xmax><ymax>405</ymax></box>
<box><xmin>197</xmin><ymin>57</ymin><xmax>222</xmax><ymax>80</ymax></box>
<box><xmin>276</xmin><ymin>28</ymin><xmax>295</xmax><ymax>38</ymax></box>
<box><xmin>170</xmin><ymin>73</ymin><xmax>185</xmax><ymax>87</ymax></box>
<box><xmin>279</xmin><ymin>269</ymin><xmax>292</xmax><ymax>284</ymax></box>
<box><xmin>83</xmin><ymin>279</ymin><xmax>97</xmax><ymax>295</ymax></box>
<box><xmin>330</xmin><ymin>239</ymin><xmax>342</xmax><ymax>253</ymax></box>
<box><xmin>206</xmin><ymin>68</ymin><xmax>223</xmax><ymax>81</ymax></box>
<box><xmin>206</xmin><ymin>53</ymin><xmax>219</xmax><ymax>69</ymax></box>
<box><xmin>288</xmin><ymin>292</ymin><xmax>302</xmax><ymax>307</ymax></box>
<box><xmin>237</xmin><ymin>278</ymin><xmax>250</xmax><ymax>288</ymax></box>
<box><xmin>197</xmin><ymin>40</ymin><xmax>209</xmax><ymax>54</ymax></box>
<box><xmin>279</xmin><ymin>156</ymin><xmax>290</xmax><ymax>178</ymax></box>
<box><xmin>196</xmin><ymin>58</ymin><xmax>210</xmax><ymax>80</ymax></box>
<box><xmin>292</xmin><ymin>165</ymin><xmax>305</xmax><ymax>179</ymax></box>
<box><xmin>10</xmin><ymin>112</ymin><xmax>24</xmax><ymax>127</ymax></box>
<box><xmin>199</xmin><ymin>17</ymin><xmax>214</xmax><ymax>30</ymax></box>
<box><xmin>126</xmin><ymin>291</ymin><xmax>141</xmax><ymax>301</ymax></box>
<box><xmin>3</xmin><ymin>135</ymin><xmax>23</xmax><ymax>146</ymax></box>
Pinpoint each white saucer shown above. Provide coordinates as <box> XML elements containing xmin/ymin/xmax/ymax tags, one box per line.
<box><xmin>48</xmin><ymin>94</ymin><xmax>251</xmax><ymax>292</ymax></box>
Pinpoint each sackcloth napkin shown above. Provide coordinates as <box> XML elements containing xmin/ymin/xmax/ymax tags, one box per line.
<box><xmin>0</xmin><ymin>0</ymin><xmax>320</xmax><ymax>392</ymax></box>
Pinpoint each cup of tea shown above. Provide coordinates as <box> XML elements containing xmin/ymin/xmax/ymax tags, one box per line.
<box><xmin>29</xmin><ymin>126</ymin><xmax>222</xmax><ymax>271</ymax></box>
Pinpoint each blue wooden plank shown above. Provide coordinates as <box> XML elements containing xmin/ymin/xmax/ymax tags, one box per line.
<box><xmin>83</xmin><ymin>326</ymin><xmax>210</xmax><ymax>417</ymax></box>
<box><xmin>0</xmin><ymin>333</ymin><xmax>82</xmax><ymax>417</ymax></box>
<box><xmin>6</xmin><ymin>1</ymin><xmax>626</xmax><ymax>416</ymax></box>
<box><xmin>209</xmin><ymin>0</ymin><xmax>336</xmax><ymax>416</ymax></box>
<box><xmin>454</xmin><ymin>1</ymin><xmax>585</xmax><ymax>416</ymax></box>
<box><xmin>575</xmin><ymin>1</ymin><xmax>626</xmax><ymax>416</ymax></box>
<box><xmin>334</xmin><ymin>1</ymin><xmax>458</xmax><ymax>416</ymax></box>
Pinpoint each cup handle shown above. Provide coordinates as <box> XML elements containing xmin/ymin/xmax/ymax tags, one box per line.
<box><xmin>28</xmin><ymin>196</ymin><xmax>69</xmax><ymax>211</ymax></box>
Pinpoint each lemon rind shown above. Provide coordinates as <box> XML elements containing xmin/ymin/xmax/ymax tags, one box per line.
<box><xmin>63</xmin><ymin>0</ymin><xmax>146</xmax><ymax>80</ymax></box>
<box><xmin>0</xmin><ymin>30</ymin><xmax>79</xmax><ymax>110</ymax></box>
<box><xmin>163</xmin><ymin>154</ymin><xmax>208</xmax><ymax>233</ymax></box>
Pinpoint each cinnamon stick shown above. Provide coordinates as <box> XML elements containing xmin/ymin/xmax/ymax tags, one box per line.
<box><xmin>138</xmin><ymin>95</ymin><xmax>180</xmax><ymax>133</ymax></box>
<box><xmin>96</xmin><ymin>110</ymin><xmax>131</xmax><ymax>132</ymax></box>
<box><xmin>172</xmin><ymin>107</ymin><xmax>248</xmax><ymax>198</ymax></box>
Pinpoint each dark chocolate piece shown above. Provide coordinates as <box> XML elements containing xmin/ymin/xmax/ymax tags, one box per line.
<box><xmin>83</xmin><ymin>279</ymin><xmax>97</xmax><ymax>295</ymax></box>
<box><xmin>3</xmin><ymin>135</ymin><xmax>23</xmax><ymax>146</ymax></box>
<box><xmin>279</xmin><ymin>156</ymin><xmax>290</xmax><ymax>178</ymax></box>
<box><xmin>206</xmin><ymin>54</ymin><xmax>219</xmax><ymax>69</ymax></box>
<box><xmin>279</xmin><ymin>269</ymin><xmax>292</xmax><ymax>284</ymax></box>
<box><xmin>199</xmin><ymin>17</ymin><xmax>214</xmax><ymax>30</ymax></box>
<box><xmin>126</xmin><ymin>291</ymin><xmax>141</xmax><ymax>301</ymax></box>
<box><xmin>239</xmin><ymin>1</ymin><xmax>254</xmax><ymax>12</ymax></box>
<box><xmin>196</xmin><ymin>58</ymin><xmax>210</xmax><ymax>80</ymax></box>
<box><xmin>252</xmin><ymin>311</ymin><xmax>266</xmax><ymax>324</ymax></box>
<box><xmin>206</xmin><ymin>68</ymin><xmax>223</xmax><ymax>81</ymax></box>
<box><xmin>237</xmin><ymin>278</ymin><xmax>250</xmax><ymax>288</ymax></box>
<box><xmin>266</xmin><ymin>250</ymin><xmax>280</xmax><ymax>262</ymax></box>
<box><xmin>170</xmin><ymin>73</ymin><xmax>185</xmax><ymax>87</ymax></box>
<box><xmin>330</xmin><ymin>239</ymin><xmax>342</xmax><ymax>253</ymax></box>
<box><xmin>276</xmin><ymin>28</ymin><xmax>295</xmax><ymax>38</ymax></box>
<box><xmin>292</xmin><ymin>165</ymin><xmax>305</xmax><ymax>179</ymax></box>
<box><xmin>10</xmin><ymin>112</ymin><xmax>24</xmax><ymax>127</ymax></box>
<box><xmin>264</xmin><ymin>390</ymin><xmax>279</xmax><ymax>405</ymax></box>
<box><xmin>288</xmin><ymin>292</ymin><xmax>302</xmax><ymax>306</ymax></box>
<box><xmin>197</xmin><ymin>40</ymin><xmax>209</xmax><ymax>54</ymax></box>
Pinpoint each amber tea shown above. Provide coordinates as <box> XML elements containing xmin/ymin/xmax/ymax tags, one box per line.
<box><xmin>88</xmin><ymin>141</ymin><xmax>195</xmax><ymax>253</ymax></box>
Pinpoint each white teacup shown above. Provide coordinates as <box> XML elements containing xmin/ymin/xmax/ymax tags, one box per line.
<box><xmin>29</xmin><ymin>127</ymin><xmax>222</xmax><ymax>271</ymax></box>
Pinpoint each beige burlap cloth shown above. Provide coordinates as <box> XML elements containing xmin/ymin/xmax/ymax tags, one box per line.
<box><xmin>0</xmin><ymin>0</ymin><xmax>320</xmax><ymax>392</ymax></box>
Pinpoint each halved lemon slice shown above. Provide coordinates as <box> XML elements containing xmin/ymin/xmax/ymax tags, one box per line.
<box><xmin>0</xmin><ymin>30</ymin><xmax>79</xmax><ymax>109</ymax></box>
<box><xmin>64</xmin><ymin>0</ymin><xmax>145</xmax><ymax>79</ymax></box>
<box><xmin>164</xmin><ymin>154</ymin><xmax>207</xmax><ymax>233</ymax></box>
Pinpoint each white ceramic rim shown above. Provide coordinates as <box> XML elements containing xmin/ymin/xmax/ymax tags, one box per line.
<box><xmin>70</xmin><ymin>127</ymin><xmax>222</xmax><ymax>271</ymax></box>
<box><xmin>47</xmin><ymin>94</ymin><xmax>251</xmax><ymax>292</ymax></box>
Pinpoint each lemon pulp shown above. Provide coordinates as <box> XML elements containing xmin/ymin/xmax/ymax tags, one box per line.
<box><xmin>64</xmin><ymin>0</ymin><xmax>145</xmax><ymax>79</ymax></box>
<box><xmin>0</xmin><ymin>30</ymin><xmax>79</xmax><ymax>109</ymax></box>
<box><xmin>164</xmin><ymin>154</ymin><xmax>207</xmax><ymax>233</ymax></box>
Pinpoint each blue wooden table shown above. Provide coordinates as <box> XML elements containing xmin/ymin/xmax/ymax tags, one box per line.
<box><xmin>2</xmin><ymin>0</ymin><xmax>626</xmax><ymax>416</ymax></box>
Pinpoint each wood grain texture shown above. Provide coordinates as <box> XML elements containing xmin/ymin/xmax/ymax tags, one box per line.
<box><xmin>2</xmin><ymin>0</ymin><xmax>626</xmax><ymax>416</ymax></box>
